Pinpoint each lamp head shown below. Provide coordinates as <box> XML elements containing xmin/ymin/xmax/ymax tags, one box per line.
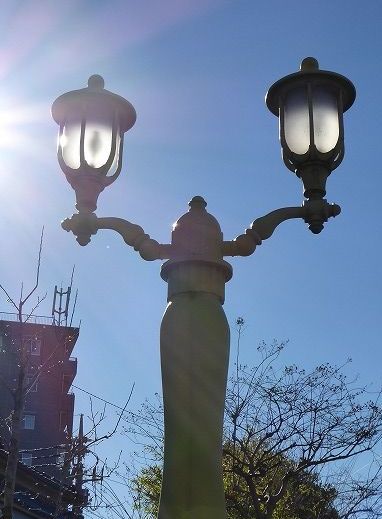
<box><xmin>266</xmin><ymin>58</ymin><xmax>356</xmax><ymax>200</ymax></box>
<box><xmin>52</xmin><ymin>75</ymin><xmax>136</xmax><ymax>212</ymax></box>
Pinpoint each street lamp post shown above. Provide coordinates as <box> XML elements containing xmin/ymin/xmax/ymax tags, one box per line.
<box><xmin>52</xmin><ymin>58</ymin><xmax>355</xmax><ymax>519</ymax></box>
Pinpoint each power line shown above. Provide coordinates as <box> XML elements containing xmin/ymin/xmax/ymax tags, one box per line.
<box><xmin>72</xmin><ymin>384</ymin><xmax>131</xmax><ymax>413</ymax></box>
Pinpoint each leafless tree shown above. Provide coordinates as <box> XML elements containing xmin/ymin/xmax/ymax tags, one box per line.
<box><xmin>223</xmin><ymin>321</ymin><xmax>382</xmax><ymax>519</ymax></box>
<box><xmin>0</xmin><ymin>232</ymin><xmax>136</xmax><ymax>519</ymax></box>
<box><xmin>0</xmin><ymin>230</ymin><xmax>48</xmax><ymax>519</ymax></box>
<box><xmin>65</xmin><ymin>391</ymin><xmax>135</xmax><ymax>519</ymax></box>
<box><xmin>121</xmin><ymin>319</ymin><xmax>382</xmax><ymax>519</ymax></box>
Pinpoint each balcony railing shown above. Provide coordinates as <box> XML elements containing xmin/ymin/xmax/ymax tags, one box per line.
<box><xmin>0</xmin><ymin>312</ymin><xmax>53</xmax><ymax>325</ymax></box>
<box><xmin>0</xmin><ymin>312</ymin><xmax>79</xmax><ymax>328</ymax></box>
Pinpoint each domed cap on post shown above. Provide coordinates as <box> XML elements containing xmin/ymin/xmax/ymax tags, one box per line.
<box><xmin>161</xmin><ymin>196</ymin><xmax>232</xmax><ymax>301</ymax></box>
<box><xmin>170</xmin><ymin>196</ymin><xmax>223</xmax><ymax>258</ymax></box>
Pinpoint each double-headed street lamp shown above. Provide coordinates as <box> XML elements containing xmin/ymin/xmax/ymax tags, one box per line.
<box><xmin>52</xmin><ymin>58</ymin><xmax>355</xmax><ymax>519</ymax></box>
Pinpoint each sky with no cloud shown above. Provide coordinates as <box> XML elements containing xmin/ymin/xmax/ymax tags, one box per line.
<box><xmin>0</xmin><ymin>0</ymin><xmax>381</xmax><ymax>512</ymax></box>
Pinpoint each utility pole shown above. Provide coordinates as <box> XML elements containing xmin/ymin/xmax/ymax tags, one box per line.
<box><xmin>72</xmin><ymin>414</ymin><xmax>86</xmax><ymax>519</ymax></box>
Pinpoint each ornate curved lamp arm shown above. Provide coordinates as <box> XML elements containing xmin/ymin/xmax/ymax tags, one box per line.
<box><xmin>61</xmin><ymin>213</ymin><xmax>172</xmax><ymax>261</ymax></box>
<box><xmin>223</xmin><ymin>199</ymin><xmax>341</xmax><ymax>257</ymax></box>
<box><xmin>251</xmin><ymin>206</ymin><xmax>306</xmax><ymax>240</ymax></box>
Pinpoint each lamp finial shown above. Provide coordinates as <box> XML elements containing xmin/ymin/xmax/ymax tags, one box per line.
<box><xmin>300</xmin><ymin>57</ymin><xmax>319</xmax><ymax>71</ymax></box>
<box><xmin>87</xmin><ymin>74</ymin><xmax>105</xmax><ymax>90</ymax></box>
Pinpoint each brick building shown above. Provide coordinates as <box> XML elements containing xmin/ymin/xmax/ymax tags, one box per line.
<box><xmin>0</xmin><ymin>313</ymin><xmax>79</xmax><ymax>478</ymax></box>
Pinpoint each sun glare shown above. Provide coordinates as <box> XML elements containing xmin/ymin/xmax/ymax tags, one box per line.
<box><xmin>0</xmin><ymin>105</ymin><xmax>19</xmax><ymax>149</ymax></box>
<box><xmin>0</xmin><ymin>92</ymin><xmax>48</xmax><ymax>162</ymax></box>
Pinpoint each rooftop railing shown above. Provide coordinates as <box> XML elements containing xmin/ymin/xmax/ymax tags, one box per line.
<box><xmin>0</xmin><ymin>312</ymin><xmax>79</xmax><ymax>328</ymax></box>
<box><xmin>0</xmin><ymin>312</ymin><xmax>53</xmax><ymax>325</ymax></box>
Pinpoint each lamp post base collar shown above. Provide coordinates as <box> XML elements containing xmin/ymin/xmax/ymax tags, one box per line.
<box><xmin>161</xmin><ymin>258</ymin><xmax>232</xmax><ymax>304</ymax></box>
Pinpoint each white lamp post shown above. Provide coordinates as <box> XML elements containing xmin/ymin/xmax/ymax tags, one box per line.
<box><xmin>52</xmin><ymin>58</ymin><xmax>355</xmax><ymax>519</ymax></box>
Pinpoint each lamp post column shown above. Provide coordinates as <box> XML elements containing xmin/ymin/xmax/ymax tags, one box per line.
<box><xmin>159</xmin><ymin>196</ymin><xmax>232</xmax><ymax>519</ymax></box>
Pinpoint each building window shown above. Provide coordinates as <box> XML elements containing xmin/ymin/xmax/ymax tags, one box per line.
<box><xmin>23</xmin><ymin>337</ymin><xmax>41</xmax><ymax>355</ymax></box>
<box><xmin>23</xmin><ymin>336</ymin><xmax>41</xmax><ymax>356</ymax></box>
<box><xmin>20</xmin><ymin>452</ymin><xmax>33</xmax><ymax>467</ymax></box>
<box><xmin>22</xmin><ymin>414</ymin><xmax>35</xmax><ymax>430</ymax></box>
<box><xmin>25</xmin><ymin>376</ymin><xmax>38</xmax><ymax>392</ymax></box>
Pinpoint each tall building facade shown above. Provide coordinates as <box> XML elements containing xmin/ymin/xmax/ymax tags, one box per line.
<box><xmin>0</xmin><ymin>314</ymin><xmax>79</xmax><ymax>478</ymax></box>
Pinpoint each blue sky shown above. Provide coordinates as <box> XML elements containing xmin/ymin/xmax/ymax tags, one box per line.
<box><xmin>0</xmin><ymin>0</ymin><xmax>381</xmax><ymax>509</ymax></box>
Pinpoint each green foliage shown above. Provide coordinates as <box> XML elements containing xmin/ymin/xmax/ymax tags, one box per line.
<box><xmin>273</xmin><ymin>475</ymin><xmax>339</xmax><ymax>519</ymax></box>
<box><xmin>223</xmin><ymin>442</ymin><xmax>339</xmax><ymax>519</ymax></box>
<box><xmin>132</xmin><ymin>464</ymin><xmax>162</xmax><ymax>518</ymax></box>
<box><xmin>131</xmin><ymin>444</ymin><xmax>339</xmax><ymax>519</ymax></box>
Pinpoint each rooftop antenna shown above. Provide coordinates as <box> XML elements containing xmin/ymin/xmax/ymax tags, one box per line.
<box><xmin>69</xmin><ymin>288</ymin><xmax>78</xmax><ymax>328</ymax></box>
<box><xmin>52</xmin><ymin>266</ymin><xmax>77</xmax><ymax>326</ymax></box>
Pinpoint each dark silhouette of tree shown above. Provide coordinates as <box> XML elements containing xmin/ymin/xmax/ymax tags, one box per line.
<box><xmin>0</xmin><ymin>230</ymin><xmax>47</xmax><ymax>519</ymax></box>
